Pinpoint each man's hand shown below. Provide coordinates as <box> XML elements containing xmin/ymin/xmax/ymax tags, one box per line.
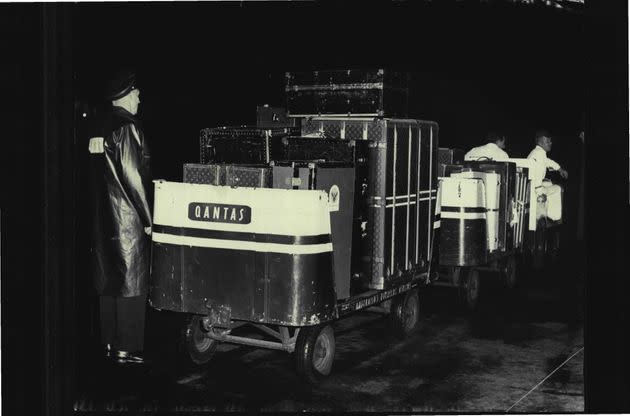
<box><xmin>88</xmin><ymin>137</ymin><xmax>105</xmax><ymax>154</ymax></box>
<box><xmin>144</xmin><ymin>226</ymin><xmax>152</xmax><ymax>236</ymax></box>
<box><xmin>559</xmin><ymin>168</ymin><xmax>569</xmax><ymax>179</ymax></box>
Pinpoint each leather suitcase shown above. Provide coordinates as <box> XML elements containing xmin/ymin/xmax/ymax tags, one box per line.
<box><xmin>224</xmin><ymin>164</ymin><xmax>272</xmax><ymax>188</ymax></box>
<box><xmin>282</xmin><ymin>136</ymin><xmax>366</xmax><ymax>164</ymax></box>
<box><xmin>183</xmin><ymin>163</ymin><xmax>223</xmax><ymax>185</ymax></box>
<box><xmin>199</xmin><ymin>126</ymin><xmax>298</xmax><ymax>164</ymax></box>
<box><xmin>271</xmin><ymin>161</ymin><xmax>333</xmax><ymax>190</ymax></box>
<box><xmin>286</xmin><ymin>69</ymin><xmax>409</xmax><ymax>117</ymax></box>
<box><xmin>183</xmin><ymin>163</ymin><xmax>271</xmax><ymax>188</ymax></box>
<box><xmin>300</xmin><ymin>116</ymin><xmax>386</xmax><ymax>141</ymax></box>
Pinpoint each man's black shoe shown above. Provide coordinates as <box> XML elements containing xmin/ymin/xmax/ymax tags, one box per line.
<box><xmin>114</xmin><ymin>350</ymin><xmax>144</xmax><ymax>364</ymax></box>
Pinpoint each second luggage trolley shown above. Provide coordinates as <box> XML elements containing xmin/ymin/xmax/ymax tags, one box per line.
<box><xmin>149</xmin><ymin>119</ymin><xmax>439</xmax><ymax>383</ymax></box>
<box><xmin>433</xmin><ymin>151</ymin><xmax>562</xmax><ymax>309</ymax></box>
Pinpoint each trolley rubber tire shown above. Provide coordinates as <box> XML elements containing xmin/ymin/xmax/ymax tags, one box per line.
<box><xmin>181</xmin><ymin>315</ymin><xmax>218</xmax><ymax>365</ymax></box>
<box><xmin>295</xmin><ymin>325</ymin><xmax>336</xmax><ymax>384</ymax></box>
<box><xmin>390</xmin><ymin>289</ymin><xmax>420</xmax><ymax>338</ymax></box>
<box><xmin>504</xmin><ymin>255</ymin><xmax>517</xmax><ymax>290</ymax></box>
<box><xmin>463</xmin><ymin>268</ymin><xmax>481</xmax><ymax>310</ymax></box>
<box><xmin>450</xmin><ymin>266</ymin><xmax>464</xmax><ymax>286</ymax></box>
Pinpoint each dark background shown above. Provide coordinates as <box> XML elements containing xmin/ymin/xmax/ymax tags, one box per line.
<box><xmin>1</xmin><ymin>1</ymin><xmax>628</xmax><ymax>415</ymax></box>
<box><xmin>73</xmin><ymin>2</ymin><xmax>585</xmax><ymax>181</ymax></box>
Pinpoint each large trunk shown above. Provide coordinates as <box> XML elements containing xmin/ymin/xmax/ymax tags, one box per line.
<box><xmin>365</xmin><ymin>119</ymin><xmax>439</xmax><ymax>290</ymax></box>
<box><xmin>286</xmin><ymin>69</ymin><xmax>409</xmax><ymax>118</ymax></box>
<box><xmin>297</xmin><ymin>117</ymin><xmax>439</xmax><ymax>290</ymax></box>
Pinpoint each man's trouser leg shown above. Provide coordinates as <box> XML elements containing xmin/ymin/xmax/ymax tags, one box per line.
<box><xmin>542</xmin><ymin>183</ymin><xmax>562</xmax><ymax>221</ymax></box>
<box><xmin>99</xmin><ymin>294</ymin><xmax>147</xmax><ymax>353</ymax></box>
<box><xmin>99</xmin><ymin>295</ymin><xmax>116</xmax><ymax>348</ymax></box>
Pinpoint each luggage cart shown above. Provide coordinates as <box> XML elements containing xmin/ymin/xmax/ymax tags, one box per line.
<box><xmin>433</xmin><ymin>155</ymin><xmax>563</xmax><ymax>308</ymax></box>
<box><xmin>149</xmin><ymin>118</ymin><xmax>439</xmax><ymax>383</ymax></box>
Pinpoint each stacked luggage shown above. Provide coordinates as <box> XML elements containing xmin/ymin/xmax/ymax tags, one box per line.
<box><xmin>186</xmin><ymin>69</ymin><xmax>439</xmax><ymax>293</ymax></box>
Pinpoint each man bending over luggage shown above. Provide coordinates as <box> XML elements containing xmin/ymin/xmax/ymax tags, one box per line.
<box><xmin>464</xmin><ymin>132</ymin><xmax>510</xmax><ymax>161</ymax></box>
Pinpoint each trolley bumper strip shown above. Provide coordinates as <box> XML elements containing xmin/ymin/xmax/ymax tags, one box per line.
<box><xmin>152</xmin><ymin>226</ymin><xmax>333</xmax><ymax>255</ymax></box>
<box><xmin>153</xmin><ymin>224</ymin><xmax>331</xmax><ymax>246</ymax></box>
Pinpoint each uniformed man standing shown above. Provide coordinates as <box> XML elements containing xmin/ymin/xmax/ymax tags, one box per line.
<box><xmin>464</xmin><ymin>132</ymin><xmax>510</xmax><ymax>161</ymax></box>
<box><xmin>88</xmin><ymin>70</ymin><xmax>152</xmax><ymax>364</ymax></box>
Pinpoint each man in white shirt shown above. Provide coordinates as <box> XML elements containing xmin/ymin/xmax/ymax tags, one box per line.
<box><xmin>464</xmin><ymin>132</ymin><xmax>510</xmax><ymax>161</ymax></box>
<box><xmin>527</xmin><ymin>130</ymin><xmax>568</xmax><ymax>221</ymax></box>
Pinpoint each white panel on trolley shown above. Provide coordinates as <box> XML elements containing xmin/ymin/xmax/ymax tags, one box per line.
<box><xmin>439</xmin><ymin>177</ymin><xmax>487</xmax><ymax>214</ymax></box>
<box><xmin>151</xmin><ymin>180</ymin><xmax>333</xmax><ymax>255</ymax></box>
<box><xmin>450</xmin><ymin>171</ymin><xmax>500</xmax><ymax>252</ymax></box>
<box><xmin>450</xmin><ymin>172</ymin><xmax>499</xmax><ymax>209</ymax></box>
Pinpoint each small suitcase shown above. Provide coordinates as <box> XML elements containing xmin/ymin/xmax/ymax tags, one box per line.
<box><xmin>183</xmin><ymin>163</ymin><xmax>271</xmax><ymax>188</ymax></box>
<box><xmin>183</xmin><ymin>163</ymin><xmax>223</xmax><ymax>185</ymax></box>
<box><xmin>224</xmin><ymin>164</ymin><xmax>272</xmax><ymax>188</ymax></box>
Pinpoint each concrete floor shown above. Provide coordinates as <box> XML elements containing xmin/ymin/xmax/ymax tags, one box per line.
<box><xmin>74</xmin><ymin>264</ymin><xmax>584</xmax><ymax>413</ymax></box>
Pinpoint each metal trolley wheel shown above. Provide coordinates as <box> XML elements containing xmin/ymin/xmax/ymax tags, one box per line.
<box><xmin>181</xmin><ymin>314</ymin><xmax>219</xmax><ymax>365</ymax></box>
<box><xmin>295</xmin><ymin>325</ymin><xmax>336</xmax><ymax>384</ymax></box>
<box><xmin>463</xmin><ymin>268</ymin><xmax>481</xmax><ymax>310</ymax></box>
<box><xmin>390</xmin><ymin>289</ymin><xmax>420</xmax><ymax>338</ymax></box>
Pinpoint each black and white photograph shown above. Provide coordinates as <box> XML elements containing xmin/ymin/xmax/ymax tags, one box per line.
<box><xmin>1</xmin><ymin>0</ymin><xmax>629</xmax><ymax>414</ymax></box>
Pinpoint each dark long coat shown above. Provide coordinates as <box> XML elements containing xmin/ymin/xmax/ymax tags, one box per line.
<box><xmin>91</xmin><ymin>106</ymin><xmax>152</xmax><ymax>297</ymax></box>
